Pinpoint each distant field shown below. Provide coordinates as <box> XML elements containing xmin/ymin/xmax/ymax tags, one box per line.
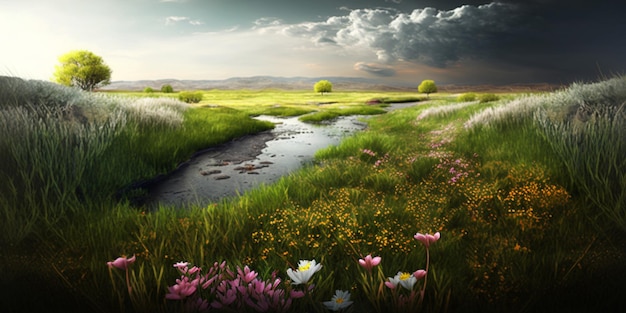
<box><xmin>111</xmin><ymin>89</ymin><xmax>425</xmax><ymax>105</ymax></box>
<box><xmin>109</xmin><ymin>88</ymin><xmax>533</xmax><ymax>110</ymax></box>
<box><xmin>100</xmin><ymin>76</ymin><xmax>563</xmax><ymax>94</ymax></box>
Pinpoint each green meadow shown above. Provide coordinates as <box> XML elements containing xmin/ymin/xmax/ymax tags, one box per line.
<box><xmin>1</xmin><ymin>76</ymin><xmax>625</xmax><ymax>313</ymax></box>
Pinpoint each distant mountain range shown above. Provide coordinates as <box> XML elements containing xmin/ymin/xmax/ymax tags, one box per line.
<box><xmin>101</xmin><ymin>76</ymin><xmax>561</xmax><ymax>93</ymax></box>
<box><xmin>101</xmin><ymin>76</ymin><xmax>416</xmax><ymax>91</ymax></box>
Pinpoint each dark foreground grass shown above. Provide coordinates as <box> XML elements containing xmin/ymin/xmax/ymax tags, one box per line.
<box><xmin>1</xmin><ymin>77</ymin><xmax>625</xmax><ymax>313</ymax></box>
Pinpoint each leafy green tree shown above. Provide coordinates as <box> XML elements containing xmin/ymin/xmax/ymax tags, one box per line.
<box><xmin>53</xmin><ymin>50</ymin><xmax>112</xmax><ymax>91</ymax></box>
<box><xmin>161</xmin><ymin>84</ymin><xmax>174</xmax><ymax>93</ymax></box>
<box><xmin>314</xmin><ymin>80</ymin><xmax>333</xmax><ymax>95</ymax></box>
<box><xmin>418</xmin><ymin>80</ymin><xmax>437</xmax><ymax>98</ymax></box>
<box><xmin>144</xmin><ymin>87</ymin><xmax>155</xmax><ymax>93</ymax></box>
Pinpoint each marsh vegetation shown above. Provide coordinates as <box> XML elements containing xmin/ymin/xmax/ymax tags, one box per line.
<box><xmin>1</xmin><ymin>76</ymin><xmax>625</xmax><ymax>312</ymax></box>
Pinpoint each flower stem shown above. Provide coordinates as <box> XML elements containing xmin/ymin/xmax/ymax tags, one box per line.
<box><xmin>125</xmin><ymin>268</ymin><xmax>132</xmax><ymax>295</ymax></box>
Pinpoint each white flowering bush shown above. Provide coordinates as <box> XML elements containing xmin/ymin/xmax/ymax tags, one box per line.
<box><xmin>116</xmin><ymin>96</ymin><xmax>188</xmax><ymax>128</ymax></box>
<box><xmin>418</xmin><ymin>100</ymin><xmax>480</xmax><ymax>120</ymax></box>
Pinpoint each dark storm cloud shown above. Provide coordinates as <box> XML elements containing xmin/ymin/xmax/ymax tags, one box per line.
<box><xmin>280</xmin><ymin>3</ymin><xmax>527</xmax><ymax>67</ymax></box>
<box><xmin>353</xmin><ymin>62</ymin><xmax>396</xmax><ymax>76</ymax></box>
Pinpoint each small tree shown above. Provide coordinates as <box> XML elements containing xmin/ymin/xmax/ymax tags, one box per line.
<box><xmin>314</xmin><ymin>80</ymin><xmax>333</xmax><ymax>95</ymax></box>
<box><xmin>161</xmin><ymin>84</ymin><xmax>174</xmax><ymax>93</ymax></box>
<box><xmin>53</xmin><ymin>50</ymin><xmax>112</xmax><ymax>91</ymax></box>
<box><xmin>144</xmin><ymin>87</ymin><xmax>155</xmax><ymax>93</ymax></box>
<box><xmin>418</xmin><ymin>80</ymin><xmax>437</xmax><ymax>98</ymax></box>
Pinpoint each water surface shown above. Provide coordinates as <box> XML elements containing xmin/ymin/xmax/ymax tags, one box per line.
<box><xmin>144</xmin><ymin>115</ymin><xmax>367</xmax><ymax>208</ymax></box>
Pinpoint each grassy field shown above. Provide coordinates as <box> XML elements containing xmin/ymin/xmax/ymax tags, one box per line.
<box><xmin>1</xmin><ymin>76</ymin><xmax>625</xmax><ymax>313</ymax></box>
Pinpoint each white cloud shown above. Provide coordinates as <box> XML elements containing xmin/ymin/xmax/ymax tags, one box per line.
<box><xmin>165</xmin><ymin>16</ymin><xmax>189</xmax><ymax>25</ymax></box>
<box><xmin>253</xmin><ymin>17</ymin><xmax>284</xmax><ymax>29</ymax></box>
<box><xmin>165</xmin><ymin>16</ymin><xmax>204</xmax><ymax>26</ymax></box>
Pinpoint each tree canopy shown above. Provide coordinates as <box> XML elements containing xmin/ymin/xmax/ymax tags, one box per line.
<box><xmin>418</xmin><ymin>80</ymin><xmax>437</xmax><ymax>98</ymax></box>
<box><xmin>314</xmin><ymin>80</ymin><xmax>333</xmax><ymax>94</ymax></box>
<box><xmin>161</xmin><ymin>84</ymin><xmax>174</xmax><ymax>93</ymax></box>
<box><xmin>53</xmin><ymin>50</ymin><xmax>112</xmax><ymax>91</ymax></box>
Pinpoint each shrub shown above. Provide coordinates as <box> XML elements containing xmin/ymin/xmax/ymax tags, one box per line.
<box><xmin>178</xmin><ymin>91</ymin><xmax>204</xmax><ymax>104</ymax></box>
<box><xmin>478</xmin><ymin>93</ymin><xmax>499</xmax><ymax>103</ymax></box>
<box><xmin>144</xmin><ymin>87</ymin><xmax>154</xmax><ymax>93</ymax></box>
<box><xmin>161</xmin><ymin>84</ymin><xmax>174</xmax><ymax>93</ymax></box>
<box><xmin>457</xmin><ymin>93</ymin><xmax>477</xmax><ymax>102</ymax></box>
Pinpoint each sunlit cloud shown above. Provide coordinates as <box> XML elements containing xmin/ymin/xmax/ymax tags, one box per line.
<box><xmin>354</xmin><ymin>62</ymin><xmax>396</xmax><ymax>77</ymax></box>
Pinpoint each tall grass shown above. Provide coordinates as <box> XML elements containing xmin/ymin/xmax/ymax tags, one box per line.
<box><xmin>464</xmin><ymin>95</ymin><xmax>549</xmax><ymax>129</ymax></box>
<box><xmin>0</xmin><ymin>78</ymin><xmax>129</xmax><ymax>242</ymax></box>
<box><xmin>465</xmin><ymin>75</ymin><xmax>626</xmax><ymax>232</ymax></box>
<box><xmin>0</xmin><ymin>77</ymin><xmax>272</xmax><ymax>244</ymax></box>
<box><xmin>534</xmin><ymin>79</ymin><xmax>626</xmax><ymax>231</ymax></box>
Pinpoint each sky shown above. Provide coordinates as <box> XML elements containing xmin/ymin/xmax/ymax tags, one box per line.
<box><xmin>1</xmin><ymin>0</ymin><xmax>625</xmax><ymax>86</ymax></box>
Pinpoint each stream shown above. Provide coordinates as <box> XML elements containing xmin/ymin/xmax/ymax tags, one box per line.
<box><xmin>143</xmin><ymin>115</ymin><xmax>367</xmax><ymax>208</ymax></box>
<box><xmin>142</xmin><ymin>102</ymin><xmax>417</xmax><ymax>208</ymax></box>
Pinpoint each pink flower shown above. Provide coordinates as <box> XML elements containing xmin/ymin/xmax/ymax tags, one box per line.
<box><xmin>212</xmin><ymin>286</ymin><xmax>237</xmax><ymax>307</ymax></box>
<box><xmin>358</xmin><ymin>254</ymin><xmax>381</xmax><ymax>272</ymax></box>
<box><xmin>173</xmin><ymin>261</ymin><xmax>189</xmax><ymax>273</ymax></box>
<box><xmin>362</xmin><ymin>149</ymin><xmax>376</xmax><ymax>156</ymax></box>
<box><xmin>193</xmin><ymin>298</ymin><xmax>209</xmax><ymax>312</ymax></box>
<box><xmin>413</xmin><ymin>269</ymin><xmax>427</xmax><ymax>280</ymax></box>
<box><xmin>165</xmin><ymin>277</ymin><xmax>198</xmax><ymax>300</ymax></box>
<box><xmin>290</xmin><ymin>290</ymin><xmax>305</xmax><ymax>299</ymax></box>
<box><xmin>107</xmin><ymin>255</ymin><xmax>136</xmax><ymax>270</ymax></box>
<box><xmin>237</xmin><ymin>265</ymin><xmax>259</xmax><ymax>284</ymax></box>
<box><xmin>384</xmin><ymin>281</ymin><xmax>397</xmax><ymax>289</ymax></box>
<box><xmin>414</xmin><ymin>232</ymin><xmax>440</xmax><ymax>248</ymax></box>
